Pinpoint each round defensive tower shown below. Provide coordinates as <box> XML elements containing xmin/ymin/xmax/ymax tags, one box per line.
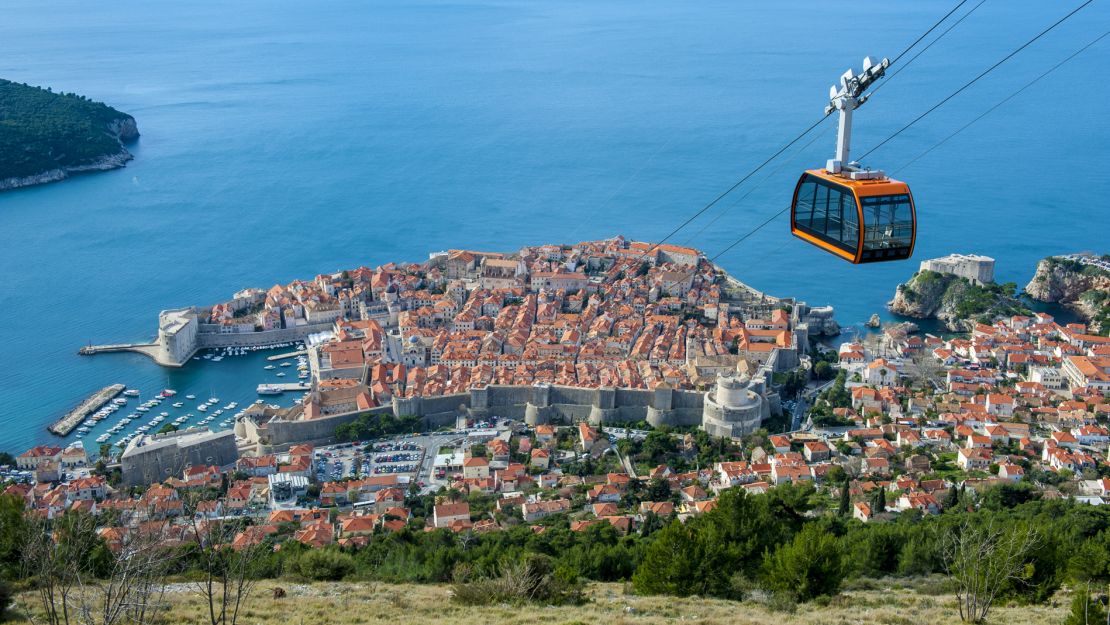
<box><xmin>702</xmin><ymin>372</ymin><xmax>763</xmax><ymax>438</ymax></box>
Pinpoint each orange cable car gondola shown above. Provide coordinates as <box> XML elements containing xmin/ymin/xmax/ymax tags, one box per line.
<box><xmin>791</xmin><ymin>56</ymin><xmax>916</xmax><ymax>264</ymax></box>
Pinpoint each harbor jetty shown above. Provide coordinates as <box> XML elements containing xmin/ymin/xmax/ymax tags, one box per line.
<box><xmin>257</xmin><ymin>382</ymin><xmax>311</xmax><ymax>394</ymax></box>
<box><xmin>267</xmin><ymin>349</ymin><xmax>306</xmax><ymax>362</ymax></box>
<box><xmin>49</xmin><ymin>384</ymin><xmax>125</xmax><ymax>436</ymax></box>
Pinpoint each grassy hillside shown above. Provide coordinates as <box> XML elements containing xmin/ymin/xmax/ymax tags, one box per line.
<box><xmin>4</xmin><ymin>580</ymin><xmax>1071</xmax><ymax>625</ymax></box>
<box><xmin>0</xmin><ymin>79</ymin><xmax>136</xmax><ymax>180</ymax></box>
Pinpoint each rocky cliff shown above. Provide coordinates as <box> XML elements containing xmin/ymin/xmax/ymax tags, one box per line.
<box><xmin>888</xmin><ymin>270</ymin><xmax>1030</xmax><ymax>331</ymax></box>
<box><xmin>1025</xmin><ymin>256</ymin><xmax>1110</xmax><ymax>334</ymax></box>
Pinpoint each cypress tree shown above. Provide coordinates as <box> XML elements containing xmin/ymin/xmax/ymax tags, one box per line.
<box><xmin>838</xmin><ymin>478</ymin><xmax>851</xmax><ymax>517</ymax></box>
<box><xmin>873</xmin><ymin>487</ymin><xmax>886</xmax><ymax>513</ymax></box>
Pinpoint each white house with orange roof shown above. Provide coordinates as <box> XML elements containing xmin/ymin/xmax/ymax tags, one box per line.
<box><xmin>862</xmin><ymin>359</ymin><xmax>898</xmax><ymax>387</ymax></box>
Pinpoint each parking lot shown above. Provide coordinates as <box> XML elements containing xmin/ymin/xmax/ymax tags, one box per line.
<box><xmin>310</xmin><ymin>420</ymin><xmax>517</xmax><ymax>494</ymax></box>
<box><xmin>313</xmin><ymin>442</ymin><xmax>426</xmax><ymax>483</ymax></box>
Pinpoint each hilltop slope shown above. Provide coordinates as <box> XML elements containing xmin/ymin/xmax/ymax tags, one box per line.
<box><xmin>0</xmin><ymin>79</ymin><xmax>138</xmax><ymax>190</ymax></box>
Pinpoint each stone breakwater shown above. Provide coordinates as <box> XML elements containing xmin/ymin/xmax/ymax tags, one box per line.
<box><xmin>0</xmin><ymin>117</ymin><xmax>139</xmax><ymax>191</ymax></box>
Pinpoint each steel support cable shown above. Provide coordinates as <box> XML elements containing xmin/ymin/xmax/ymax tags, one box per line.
<box><xmin>857</xmin><ymin>0</ymin><xmax>1095</xmax><ymax>162</ymax></box>
<box><xmin>631</xmin><ymin>0</ymin><xmax>978</xmax><ymax>264</ymax></box>
<box><xmin>894</xmin><ymin>28</ymin><xmax>1110</xmax><ymax>174</ymax></box>
<box><xmin>701</xmin><ymin>0</ymin><xmax>1098</xmax><ymax>273</ymax></box>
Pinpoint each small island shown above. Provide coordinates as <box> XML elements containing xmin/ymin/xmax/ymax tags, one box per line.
<box><xmin>888</xmin><ymin>254</ymin><xmax>1029</xmax><ymax>331</ymax></box>
<box><xmin>0</xmin><ymin>79</ymin><xmax>138</xmax><ymax>191</ymax></box>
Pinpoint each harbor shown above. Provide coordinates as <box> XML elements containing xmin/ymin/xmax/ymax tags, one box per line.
<box><xmin>29</xmin><ymin>345</ymin><xmax>313</xmax><ymax>456</ymax></box>
<box><xmin>48</xmin><ymin>384</ymin><xmax>125</xmax><ymax>436</ymax></box>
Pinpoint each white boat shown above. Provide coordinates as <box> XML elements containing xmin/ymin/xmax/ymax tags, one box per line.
<box><xmin>212</xmin><ymin>356</ymin><xmax>223</xmax><ymax>362</ymax></box>
<box><xmin>256</xmin><ymin>384</ymin><xmax>283</xmax><ymax>395</ymax></box>
<box><xmin>208</xmin><ymin>397</ymin><xmax>219</xmax><ymax>404</ymax></box>
<box><xmin>112</xmin><ymin>398</ymin><xmax>127</xmax><ymax>405</ymax></box>
<box><xmin>198</xmin><ymin>405</ymin><xmax>208</xmax><ymax>412</ymax></box>
<box><xmin>123</xmin><ymin>389</ymin><xmax>140</xmax><ymax>397</ymax></box>
<box><xmin>136</xmin><ymin>425</ymin><xmax>150</xmax><ymax>433</ymax></box>
<box><xmin>186</xmin><ymin>394</ymin><xmax>196</xmax><ymax>400</ymax></box>
<box><xmin>280</xmin><ymin>362</ymin><xmax>291</xmax><ymax>367</ymax></box>
<box><xmin>136</xmin><ymin>406</ymin><xmax>149</xmax><ymax>413</ymax></box>
<box><xmin>213</xmin><ymin>409</ymin><xmax>224</xmax><ymax>416</ymax></box>
<box><xmin>276</xmin><ymin>372</ymin><xmax>286</xmax><ymax>377</ymax></box>
<box><xmin>264</xmin><ymin>365</ymin><xmax>276</xmax><ymax>370</ymax></box>
<box><xmin>172</xmin><ymin>402</ymin><xmax>184</xmax><ymax>408</ymax></box>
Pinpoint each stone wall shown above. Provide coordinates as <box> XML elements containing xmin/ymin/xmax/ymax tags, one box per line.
<box><xmin>195</xmin><ymin>322</ymin><xmax>333</xmax><ymax>349</ymax></box>
<box><xmin>121</xmin><ymin>429</ymin><xmax>238</xmax><ymax>487</ymax></box>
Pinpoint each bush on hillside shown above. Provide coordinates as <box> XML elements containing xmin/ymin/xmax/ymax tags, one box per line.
<box><xmin>291</xmin><ymin>548</ymin><xmax>354</xmax><ymax>581</ymax></box>
<box><xmin>451</xmin><ymin>554</ymin><xmax>583</xmax><ymax>606</ymax></box>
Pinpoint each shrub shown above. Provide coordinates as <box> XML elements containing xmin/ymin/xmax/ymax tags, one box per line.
<box><xmin>1063</xmin><ymin>586</ymin><xmax>1108</xmax><ymax>625</ymax></box>
<box><xmin>291</xmin><ymin>548</ymin><xmax>355</xmax><ymax>581</ymax></box>
<box><xmin>451</xmin><ymin>554</ymin><xmax>583</xmax><ymax>606</ymax></box>
<box><xmin>0</xmin><ymin>579</ymin><xmax>11</xmax><ymax>621</ymax></box>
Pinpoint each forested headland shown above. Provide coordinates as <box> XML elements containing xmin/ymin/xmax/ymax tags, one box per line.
<box><xmin>0</xmin><ymin>79</ymin><xmax>138</xmax><ymax>190</ymax></box>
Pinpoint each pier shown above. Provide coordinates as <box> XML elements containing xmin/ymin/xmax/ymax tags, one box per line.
<box><xmin>49</xmin><ymin>384</ymin><xmax>126</xmax><ymax>436</ymax></box>
<box><xmin>267</xmin><ymin>349</ymin><xmax>306</xmax><ymax>361</ymax></box>
<box><xmin>77</xmin><ymin>342</ymin><xmax>186</xmax><ymax>367</ymax></box>
<box><xmin>257</xmin><ymin>382</ymin><xmax>311</xmax><ymax>394</ymax></box>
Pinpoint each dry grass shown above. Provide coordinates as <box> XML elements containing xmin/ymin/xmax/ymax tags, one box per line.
<box><xmin>7</xmin><ymin>579</ymin><xmax>1067</xmax><ymax>625</ymax></box>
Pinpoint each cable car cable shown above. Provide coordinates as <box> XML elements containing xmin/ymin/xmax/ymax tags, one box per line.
<box><xmin>867</xmin><ymin>0</ymin><xmax>989</xmax><ymax>99</ymax></box>
<box><xmin>895</xmin><ymin>28</ymin><xmax>1110</xmax><ymax>174</ymax></box>
<box><xmin>888</xmin><ymin>0</ymin><xmax>972</xmax><ymax>66</ymax></box>
<box><xmin>630</xmin><ymin>0</ymin><xmax>979</xmax><ymax>263</ymax></box>
<box><xmin>671</xmin><ymin>3</ymin><xmax>1101</xmax><ymax>282</ymax></box>
<box><xmin>680</xmin><ymin>126</ymin><xmax>834</xmax><ymax>247</ymax></box>
<box><xmin>858</xmin><ymin>0</ymin><xmax>1095</xmax><ymax>162</ymax></box>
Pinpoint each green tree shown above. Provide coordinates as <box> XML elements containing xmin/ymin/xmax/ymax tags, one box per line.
<box><xmin>872</xmin><ymin>487</ymin><xmax>886</xmax><ymax>513</ymax></box>
<box><xmin>1063</xmin><ymin>585</ymin><xmax>1108</xmax><ymax>625</ymax></box>
<box><xmin>813</xmin><ymin>361</ymin><xmax>832</xmax><ymax>381</ymax></box>
<box><xmin>761</xmin><ymin>524</ymin><xmax>844</xmax><ymax>601</ymax></box>
<box><xmin>631</xmin><ymin>521</ymin><xmax>712</xmax><ymax>596</ymax></box>
<box><xmin>0</xmin><ymin>495</ymin><xmax>26</xmax><ymax>578</ymax></box>
<box><xmin>837</xmin><ymin>478</ymin><xmax>851</xmax><ymax>517</ymax></box>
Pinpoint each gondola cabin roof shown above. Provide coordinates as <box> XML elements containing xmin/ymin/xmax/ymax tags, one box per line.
<box><xmin>800</xmin><ymin>169</ymin><xmax>910</xmax><ymax>197</ymax></box>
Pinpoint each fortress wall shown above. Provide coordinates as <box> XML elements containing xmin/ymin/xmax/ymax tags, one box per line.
<box><xmin>549</xmin><ymin>386</ymin><xmax>597</xmax><ymax>407</ymax></box>
<box><xmin>672</xmin><ymin>390</ymin><xmax>704</xmax><ymax>409</ymax></box>
<box><xmin>486</xmin><ymin>386</ymin><xmax>533</xmax><ymax>406</ymax></box>
<box><xmin>195</xmin><ymin>322</ymin><xmax>333</xmax><ymax>349</ymax></box>
<box><xmin>615</xmin><ymin>389</ymin><xmax>652</xmax><ymax>407</ymax></box>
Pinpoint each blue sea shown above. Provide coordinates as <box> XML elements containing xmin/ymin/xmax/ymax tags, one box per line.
<box><xmin>1</xmin><ymin>0</ymin><xmax>1108</xmax><ymax>454</ymax></box>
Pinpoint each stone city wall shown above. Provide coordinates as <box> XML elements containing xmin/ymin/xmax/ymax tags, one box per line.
<box><xmin>195</xmin><ymin>322</ymin><xmax>333</xmax><ymax>349</ymax></box>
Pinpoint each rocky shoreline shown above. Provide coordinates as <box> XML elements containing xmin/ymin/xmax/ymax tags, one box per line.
<box><xmin>0</xmin><ymin>116</ymin><xmax>138</xmax><ymax>191</ymax></box>
<box><xmin>1025</xmin><ymin>255</ymin><xmax>1110</xmax><ymax>333</ymax></box>
<box><xmin>887</xmin><ymin>268</ymin><xmax>1029</xmax><ymax>332</ymax></box>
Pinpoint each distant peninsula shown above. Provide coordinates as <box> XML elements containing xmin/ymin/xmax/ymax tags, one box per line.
<box><xmin>0</xmin><ymin>79</ymin><xmax>138</xmax><ymax>191</ymax></box>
